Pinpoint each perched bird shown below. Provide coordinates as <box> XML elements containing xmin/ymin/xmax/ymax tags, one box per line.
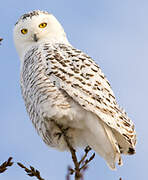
<box><xmin>13</xmin><ymin>10</ymin><xmax>136</xmax><ymax>169</ymax></box>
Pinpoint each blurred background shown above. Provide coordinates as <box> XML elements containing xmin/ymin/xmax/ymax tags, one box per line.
<box><xmin>0</xmin><ymin>0</ymin><xmax>147</xmax><ymax>179</ymax></box>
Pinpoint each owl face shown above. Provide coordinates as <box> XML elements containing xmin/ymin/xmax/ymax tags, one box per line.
<box><xmin>13</xmin><ymin>10</ymin><xmax>69</xmax><ymax>59</ymax></box>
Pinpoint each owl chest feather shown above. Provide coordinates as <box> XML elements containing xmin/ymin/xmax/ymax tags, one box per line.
<box><xmin>20</xmin><ymin>45</ymin><xmax>87</xmax><ymax>147</ymax></box>
<box><xmin>21</xmin><ymin>46</ymin><xmax>67</xmax><ymax>120</ymax></box>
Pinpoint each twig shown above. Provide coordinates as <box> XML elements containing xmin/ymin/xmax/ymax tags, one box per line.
<box><xmin>0</xmin><ymin>38</ymin><xmax>3</xmax><ymax>45</ymax></box>
<box><xmin>78</xmin><ymin>146</ymin><xmax>91</xmax><ymax>165</ymax></box>
<box><xmin>66</xmin><ymin>166</ymin><xmax>72</xmax><ymax>180</ymax></box>
<box><xmin>17</xmin><ymin>162</ymin><xmax>44</xmax><ymax>180</ymax></box>
<box><xmin>56</xmin><ymin>124</ymin><xmax>81</xmax><ymax>180</ymax></box>
<box><xmin>0</xmin><ymin>157</ymin><xmax>13</xmax><ymax>173</ymax></box>
<box><xmin>80</xmin><ymin>152</ymin><xmax>95</xmax><ymax>171</ymax></box>
<box><xmin>53</xmin><ymin>121</ymin><xmax>95</xmax><ymax>180</ymax></box>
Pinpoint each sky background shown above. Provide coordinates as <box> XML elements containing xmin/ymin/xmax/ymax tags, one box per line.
<box><xmin>0</xmin><ymin>0</ymin><xmax>147</xmax><ymax>180</ymax></box>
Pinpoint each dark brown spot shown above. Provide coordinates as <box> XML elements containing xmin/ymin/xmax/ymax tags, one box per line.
<box><xmin>66</xmin><ymin>80</ymin><xmax>72</xmax><ymax>84</ymax></box>
<box><xmin>82</xmin><ymin>81</ymin><xmax>86</xmax><ymax>85</ymax></box>
<box><xmin>72</xmin><ymin>83</ymin><xmax>80</xmax><ymax>88</ymax></box>
<box><xmin>100</xmin><ymin>75</ymin><xmax>104</xmax><ymax>79</ymax></box>
<box><xmin>47</xmin><ymin>71</ymin><xmax>53</xmax><ymax>76</ymax></box>
<box><xmin>67</xmin><ymin>72</ymin><xmax>74</xmax><ymax>77</ymax></box>
<box><xmin>85</xmin><ymin>63</ymin><xmax>91</xmax><ymax>66</ymax></box>
<box><xmin>128</xmin><ymin>148</ymin><xmax>135</xmax><ymax>155</ymax></box>
<box><xmin>96</xmin><ymin>106</ymin><xmax>100</xmax><ymax>110</ymax></box>
<box><xmin>80</xmin><ymin>65</ymin><xmax>85</xmax><ymax>70</ymax></box>
<box><xmin>117</xmin><ymin>123</ymin><xmax>120</xmax><ymax>127</ymax></box>
<box><xmin>119</xmin><ymin>116</ymin><xmax>123</xmax><ymax>120</ymax></box>
<box><xmin>96</xmin><ymin>80</ymin><xmax>101</xmax><ymax>85</ymax></box>
<box><xmin>75</xmin><ymin>76</ymin><xmax>83</xmax><ymax>82</ymax></box>
<box><xmin>79</xmin><ymin>57</ymin><xmax>86</xmax><ymax>61</ymax></box>
<box><xmin>64</xmin><ymin>59</ymin><xmax>70</xmax><ymax>63</ymax></box>
<box><xmin>75</xmin><ymin>50</ymin><xmax>81</xmax><ymax>53</ymax></box>
<box><xmin>50</xmin><ymin>60</ymin><xmax>57</xmax><ymax>64</ymax></box>
<box><xmin>59</xmin><ymin>67</ymin><xmax>67</xmax><ymax>74</ymax></box>
<box><xmin>107</xmin><ymin>81</ymin><xmax>111</xmax><ymax>86</ymax></box>
<box><xmin>123</xmin><ymin>133</ymin><xmax>129</xmax><ymax>139</ymax></box>
<box><xmin>51</xmin><ymin>65</ymin><xmax>58</xmax><ymax>70</ymax></box>
<box><xmin>93</xmin><ymin>86</ymin><xmax>97</xmax><ymax>90</ymax></box>
<box><xmin>86</xmin><ymin>73</ymin><xmax>94</xmax><ymax>77</ymax></box>
<box><xmin>103</xmin><ymin>101</ymin><xmax>107</xmax><ymax>106</ymax></box>
<box><xmin>123</xmin><ymin>121</ymin><xmax>131</xmax><ymax>127</ymax></box>
<box><xmin>106</xmin><ymin>98</ymin><xmax>110</xmax><ymax>102</ymax></box>
<box><xmin>87</xmin><ymin>83</ymin><xmax>91</xmax><ymax>86</ymax></box>
<box><xmin>109</xmin><ymin>93</ymin><xmax>115</xmax><ymax>99</ymax></box>
<box><xmin>91</xmin><ymin>67</ymin><xmax>98</xmax><ymax>72</ymax></box>
<box><xmin>82</xmin><ymin>88</ymin><xmax>92</xmax><ymax>95</ymax></box>
<box><xmin>71</xmin><ymin>68</ymin><xmax>79</xmax><ymax>73</ymax></box>
<box><xmin>60</xmin><ymin>76</ymin><xmax>66</xmax><ymax>81</ymax></box>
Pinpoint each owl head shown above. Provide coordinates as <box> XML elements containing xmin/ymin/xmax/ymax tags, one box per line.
<box><xmin>13</xmin><ymin>10</ymin><xmax>69</xmax><ymax>58</ymax></box>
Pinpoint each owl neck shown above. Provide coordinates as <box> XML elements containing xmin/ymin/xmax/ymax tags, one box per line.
<box><xmin>19</xmin><ymin>36</ymin><xmax>71</xmax><ymax>61</ymax></box>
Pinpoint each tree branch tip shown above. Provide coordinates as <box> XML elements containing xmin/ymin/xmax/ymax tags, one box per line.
<box><xmin>17</xmin><ymin>162</ymin><xmax>44</xmax><ymax>180</ymax></box>
<box><xmin>0</xmin><ymin>157</ymin><xmax>14</xmax><ymax>174</ymax></box>
<box><xmin>84</xmin><ymin>146</ymin><xmax>91</xmax><ymax>153</ymax></box>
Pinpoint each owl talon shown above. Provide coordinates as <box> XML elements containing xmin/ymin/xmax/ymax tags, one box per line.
<box><xmin>54</xmin><ymin>132</ymin><xmax>62</xmax><ymax>140</ymax></box>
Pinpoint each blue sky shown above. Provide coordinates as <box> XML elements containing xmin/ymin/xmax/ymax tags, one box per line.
<box><xmin>0</xmin><ymin>0</ymin><xmax>147</xmax><ymax>179</ymax></box>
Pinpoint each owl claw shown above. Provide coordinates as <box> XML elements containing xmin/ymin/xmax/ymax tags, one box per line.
<box><xmin>54</xmin><ymin>132</ymin><xmax>62</xmax><ymax>140</ymax></box>
<box><xmin>54</xmin><ymin>127</ymin><xmax>69</xmax><ymax>140</ymax></box>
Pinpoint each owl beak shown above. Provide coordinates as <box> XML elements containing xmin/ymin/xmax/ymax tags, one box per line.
<box><xmin>33</xmin><ymin>34</ymin><xmax>39</xmax><ymax>42</ymax></box>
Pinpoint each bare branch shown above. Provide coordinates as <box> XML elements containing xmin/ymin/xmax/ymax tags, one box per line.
<box><xmin>79</xmin><ymin>146</ymin><xmax>92</xmax><ymax>165</ymax></box>
<box><xmin>53</xmin><ymin>121</ymin><xmax>95</xmax><ymax>180</ymax></box>
<box><xmin>17</xmin><ymin>162</ymin><xmax>44</xmax><ymax>180</ymax></box>
<box><xmin>0</xmin><ymin>37</ymin><xmax>3</xmax><ymax>45</ymax></box>
<box><xmin>55</xmin><ymin>123</ymin><xmax>81</xmax><ymax>180</ymax></box>
<box><xmin>0</xmin><ymin>157</ymin><xmax>13</xmax><ymax>173</ymax></box>
<box><xmin>66</xmin><ymin>166</ymin><xmax>72</xmax><ymax>180</ymax></box>
<box><xmin>79</xmin><ymin>152</ymin><xmax>95</xmax><ymax>171</ymax></box>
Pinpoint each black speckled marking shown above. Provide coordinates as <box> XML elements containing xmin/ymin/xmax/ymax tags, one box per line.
<box><xmin>15</xmin><ymin>10</ymin><xmax>50</xmax><ymax>25</ymax></box>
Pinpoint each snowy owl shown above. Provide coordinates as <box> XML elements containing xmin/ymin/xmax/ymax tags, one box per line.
<box><xmin>13</xmin><ymin>10</ymin><xmax>136</xmax><ymax>169</ymax></box>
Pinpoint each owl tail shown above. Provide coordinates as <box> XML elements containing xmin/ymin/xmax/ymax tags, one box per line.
<box><xmin>84</xmin><ymin>116</ymin><xmax>123</xmax><ymax>170</ymax></box>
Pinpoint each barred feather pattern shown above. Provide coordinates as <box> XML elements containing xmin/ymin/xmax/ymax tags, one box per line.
<box><xmin>20</xmin><ymin>42</ymin><xmax>136</xmax><ymax>160</ymax></box>
<box><xmin>21</xmin><ymin>46</ymin><xmax>76</xmax><ymax>149</ymax></box>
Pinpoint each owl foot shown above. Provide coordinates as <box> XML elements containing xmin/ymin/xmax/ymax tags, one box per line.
<box><xmin>53</xmin><ymin>127</ymin><xmax>69</xmax><ymax>140</ymax></box>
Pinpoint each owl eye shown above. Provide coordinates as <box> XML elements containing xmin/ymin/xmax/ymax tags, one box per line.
<box><xmin>39</xmin><ymin>22</ymin><xmax>47</xmax><ymax>28</ymax></box>
<box><xmin>21</xmin><ymin>29</ymin><xmax>28</xmax><ymax>35</ymax></box>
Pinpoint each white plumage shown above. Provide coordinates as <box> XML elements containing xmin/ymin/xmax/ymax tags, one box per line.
<box><xmin>13</xmin><ymin>10</ymin><xmax>136</xmax><ymax>169</ymax></box>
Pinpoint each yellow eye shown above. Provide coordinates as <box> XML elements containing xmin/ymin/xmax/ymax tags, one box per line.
<box><xmin>21</xmin><ymin>29</ymin><xmax>28</xmax><ymax>34</ymax></box>
<box><xmin>39</xmin><ymin>22</ymin><xmax>47</xmax><ymax>28</ymax></box>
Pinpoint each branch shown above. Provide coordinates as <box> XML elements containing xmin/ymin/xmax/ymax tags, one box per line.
<box><xmin>66</xmin><ymin>166</ymin><xmax>72</xmax><ymax>180</ymax></box>
<box><xmin>0</xmin><ymin>157</ymin><xmax>13</xmax><ymax>173</ymax></box>
<box><xmin>79</xmin><ymin>151</ymin><xmax>95</xmax><ymax>171</ymax></box>
<box><xmin>54</xmin><ymin>122</ymin><xmax>95</xmax><ymax>180</ymax></box>
<box><xmin>17</xmin><ymin>162</ymin><xmax>44</xmax><ymax>180</ymax></box>
<box><xmin>0</xmin><ymin>37</ymin><xmax>3</xmax><ymax>45</ymax></box>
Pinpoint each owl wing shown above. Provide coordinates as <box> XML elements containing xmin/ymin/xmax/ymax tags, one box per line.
<box><xmin>42</xmin><ymin>43</ymin><xmax>136</xmax><ymax>151</ymax></box>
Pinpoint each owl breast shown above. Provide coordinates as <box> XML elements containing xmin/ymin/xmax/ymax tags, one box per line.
<box><xmin>20</xmin><ymin>44</ymin><xmax>87</xmax><ymax>150</ymax></box>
